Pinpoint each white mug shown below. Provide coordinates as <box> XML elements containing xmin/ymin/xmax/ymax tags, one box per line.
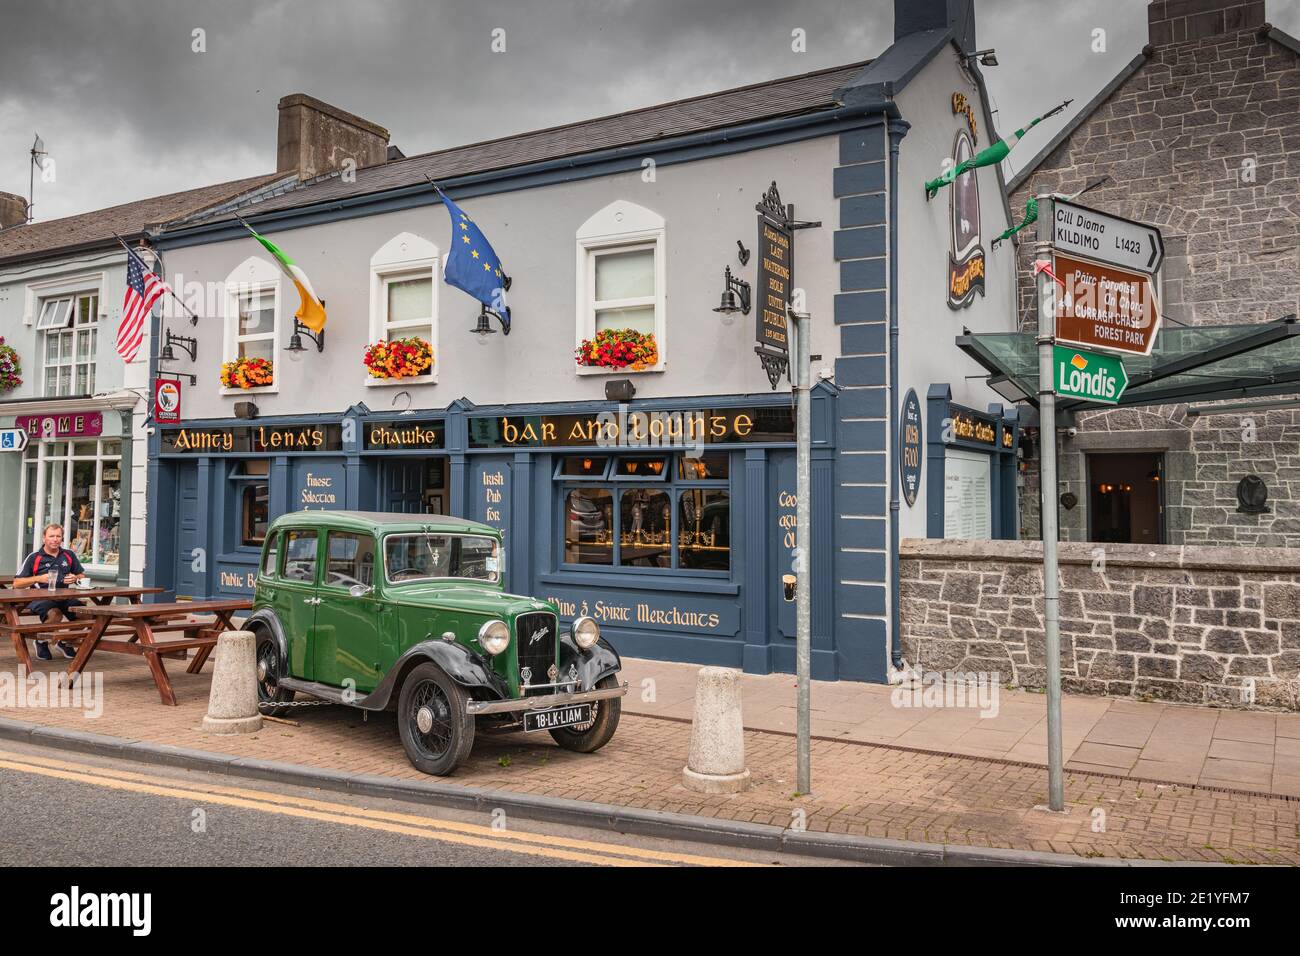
<box><xmin>77</xmin><ymin>577</ymin><xmax>91</xmax><ymax>590</ymax></box>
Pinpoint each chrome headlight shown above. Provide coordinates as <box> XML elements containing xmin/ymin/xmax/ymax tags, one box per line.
<box><xmin>571</xmin><ymin>615</ymin><xmax>600</xmax><ymax>649</ymax></box>
<box><xmin>477</xmin><ymin>619</ymin><xmax>510</xmax><ymax>656</ymax></box>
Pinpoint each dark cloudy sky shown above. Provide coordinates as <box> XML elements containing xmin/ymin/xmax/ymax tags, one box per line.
<box><xmin>4</xmin><ymin>0</ymin><xmax>1299</xmax><ymax>222</ymax></box>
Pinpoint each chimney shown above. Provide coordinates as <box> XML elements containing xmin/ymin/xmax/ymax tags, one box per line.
<box><xmin>1148</xmin><ymin>0</ymin><xmax>1266</xmax><ymax>46</ymax></box>
<box><xmin>895</xmin><ymin>0</ymin><xmax>977</xmax><ymax>52</ymax></box>
<box><xmin>276</xmin><ymin>94</ymin><xmax>390</xmax><ymax>181</ymax></box>
<box><xmin>0</xmin><ymin>191</ymin><xmax>27</xmax><ymax>229</ymax></box>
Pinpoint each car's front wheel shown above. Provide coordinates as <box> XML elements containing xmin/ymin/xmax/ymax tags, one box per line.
<box><xmin>254</xmin><ymin>632</ymin><xmax>295</xmax><ymax>717</ymax></box>
<box><xmin>549</xmin><ymin>674</ymin><xmax>621</xmax><ymax>753</ymax></box>
<box><xmin>398</xmin><ymin>662</ymin><xmax>475</xmax><ymax>776</ymax></box>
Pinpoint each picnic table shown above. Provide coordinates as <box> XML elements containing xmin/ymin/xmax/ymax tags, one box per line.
<box><xmin>67</xmin><ymin>599</ymin><xmax>253</xmax><ymax>706</ymax></box>
<box><xmin>0</xmin><ymin>575</ymin><xmax>17</xmax><ymax>589</ymax></box>
<box><xmin>0</xmin><ymin>585</ymin><xmax>163</xmax><ymax>677</ymax></box>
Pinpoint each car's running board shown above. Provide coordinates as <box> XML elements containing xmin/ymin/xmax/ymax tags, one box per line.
<box><xmin>278</xmin><ymin>677</ymin><xmax>381</xmax><ymax>710</ymax></box>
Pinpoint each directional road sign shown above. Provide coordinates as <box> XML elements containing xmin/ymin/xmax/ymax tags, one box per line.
<box><xmin>1052</xmin><ymin>199</ymin><xmax>1164</xmax><ymax>274</ymax></box>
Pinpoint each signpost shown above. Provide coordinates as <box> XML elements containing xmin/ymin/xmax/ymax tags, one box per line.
<box><xmin>0</xmin><ymin>428</ymin><xmax>28</xmax><ymax>452</ymax></box>
<box><xmin>1052</xmin><ymin>345</ymin><xmax>1129</xmax><ymax>405</ymax></box>
<box><xmin>1052</xmin><ymin>199</ymin><xmax>1164</xmax><ymax>274</ymax></box>
<box><xmin>1035</xmin><ymin>196</ymin><xmax>1162</xmax><ymax>813</ymax></box>
<box><xmin>1053</xmin><ymin>252</ymin><xmax>1161</xmax><ymax>356</ymax></box>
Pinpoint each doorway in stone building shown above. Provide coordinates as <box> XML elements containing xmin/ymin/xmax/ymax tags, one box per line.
<box><xmin>1086</xmin><ymin>453</ymin><xmax>1165</xmax><ymax>545</ymax></box>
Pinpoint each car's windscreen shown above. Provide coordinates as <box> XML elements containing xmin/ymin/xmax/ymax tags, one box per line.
<box><xmin>383</xmin><ymin>534</ymin><xmax>500</xmax><ymax>584</ymax></box>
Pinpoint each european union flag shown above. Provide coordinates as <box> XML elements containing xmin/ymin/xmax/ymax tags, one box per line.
<box><xmin>439</xmin><ymin>189</ymin><xmax>511</xmax><ymax>334</ymax></box>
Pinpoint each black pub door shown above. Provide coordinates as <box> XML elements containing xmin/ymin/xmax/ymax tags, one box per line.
<box><xmin>1087</xmin><ymin>453</ymin><xmax>1165</xmax><ymax>544</ymax></box>
<box><xmin>382</xmin><ymin>460</ymin><xmax>426</xmax><ymax>514</ymax></box>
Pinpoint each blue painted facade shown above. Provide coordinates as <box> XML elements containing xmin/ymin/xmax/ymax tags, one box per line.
<box><xmin>147</xmin><ymin>386</ymin><xmax>853</xmax><ymax>678</ymax></box>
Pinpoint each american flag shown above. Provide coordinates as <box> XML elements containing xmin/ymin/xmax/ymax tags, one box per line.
<box><xmin>117</xmin><ymin>245</ymin><xmax>169</xmax><ymax>363</ymax></box>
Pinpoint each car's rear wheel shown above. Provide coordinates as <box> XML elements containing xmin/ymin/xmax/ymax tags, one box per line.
<box><xmin>254</xmin><ymin>632</ymin><xmax>295</xmax><ymax>717</ymax></box>
<box><xmin>398</xmin><ymin>662</ymin><xmax>475</xmax><ymax>776</ymax></box>
<box><xmin>549</xmin><ymin>674</ymin><xmax>621</xmax><ymax>753</ymax></box>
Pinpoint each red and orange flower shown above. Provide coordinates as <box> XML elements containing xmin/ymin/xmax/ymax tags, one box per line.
<box><xmin>220</xmin><ymin>356</ymin><xmax>273</xmax><ymax>389</ymax></box>
<box><xmin>575</xmin><ymin>328</ymin><xmax>658</xmax><ymax>371</ymax></box>
<box><xmin>363</xmin><ymin>337</ymin><xmax>434</xmax><ymax>379</ymax></box>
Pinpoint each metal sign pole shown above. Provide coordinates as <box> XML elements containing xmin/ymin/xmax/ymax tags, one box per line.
<box><xmin>1035</xmin><ymin>195</ymin><xmax>1065</xmax><ymax>812</ymax></box>
<box><xmin>792</xmin><ymin>308</ymin><xmax>812</xmax><ymax>795</ymax></box>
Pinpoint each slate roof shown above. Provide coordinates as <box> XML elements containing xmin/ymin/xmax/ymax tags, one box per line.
<box><xmin>191</xmin><ymin>60</ymin><xmax>871</xmax><ymax>225</ymax></box>
<box><xmin>0</xmin><ymin>172</ymin><xmax>284</xmax><ymax>265</ymax></box>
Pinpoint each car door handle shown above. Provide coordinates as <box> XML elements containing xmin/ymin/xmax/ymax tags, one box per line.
<box><xmin>304</xmin><ymin>598</ymin><xmax>320</xmax><ymax>606</ymax></box>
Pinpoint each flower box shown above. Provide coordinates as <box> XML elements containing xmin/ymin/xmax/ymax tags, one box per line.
<box><xmin>575</xmin><ymin>329</ymin><xmax>659</xmax><ymax>371</ymax></box>
<box><xmin>363</xmin><ymin>337</ymin><xmax>435</xmax><ymax>379</ymax></box>
<box><xmin>220</xmin><ymin>357</ymin><xmax>273</xmax><ymax>390</ymax></box>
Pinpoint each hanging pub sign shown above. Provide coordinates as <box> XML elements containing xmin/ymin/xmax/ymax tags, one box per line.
<box><xmin>160</xmin><ymin>423</ymin><xmax>344</xmax><ymax>454</ymax></box>
<box><xmin>900</xmin><ymin>389</ymin><xmax>923</xmax><ymax>507</ymax></box>
<box><xmin>947</xmin><ymin>100</ymin><xmax>986</xmax><ymax>310</ymax></box>
<box><xmin>469</xmin><ymin>405</ymin><xmax>794</xmax><ymax>449</ymax></box>
<box><xmin>756</xmin><ymin>184</ymin><xmax>793</xmax><ymax>354</ymax></box>
<box><xmin>154</xmin><ymin>377</ymin><xmax>182</xmax><ymax>425</ymax></box>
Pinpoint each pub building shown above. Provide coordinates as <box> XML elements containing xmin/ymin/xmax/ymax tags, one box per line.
<box><xmin>146</xmin><ymin>0</ymin><xmax>1022</xmax><ymax>682</ymax></box>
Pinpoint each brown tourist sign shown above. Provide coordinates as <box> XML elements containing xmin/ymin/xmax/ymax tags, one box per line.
<box><xmin>1052</xmin><ymin>252</ymin><xmax>1161</xmax><ymax>357</ymax></box>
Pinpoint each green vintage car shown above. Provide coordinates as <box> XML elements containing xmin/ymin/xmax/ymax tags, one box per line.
<box><xmin>246</xmin><ymin>511</ymin><xmax>626</xmax><ymax>775</ymax></box>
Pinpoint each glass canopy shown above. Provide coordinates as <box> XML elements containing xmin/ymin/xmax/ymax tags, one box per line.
<box><xmin>957</xmin><ymin>317</ymin><xmax>1300</xmax><ymax>411</ymax></box>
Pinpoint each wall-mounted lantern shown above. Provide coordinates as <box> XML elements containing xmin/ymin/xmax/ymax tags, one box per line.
<box><xmin>285</xmin><ymin>317</ymin><xmax>325</xmax><ymax>356</ymax></box>
<box><xmin>712</xmin><ymin>265</ymin><xmax>751</xmax><ymax>317</ymax></box>
<box><xmin>159</xmin><ymin>328</ymin><xmax>197</xmax><ymax>363</ymax></box>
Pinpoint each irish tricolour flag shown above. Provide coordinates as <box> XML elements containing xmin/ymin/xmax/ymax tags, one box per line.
<box><xmin>239</xmin><ymin>220</ymin><xmax>327</xmax><ymax>333</ymax></box>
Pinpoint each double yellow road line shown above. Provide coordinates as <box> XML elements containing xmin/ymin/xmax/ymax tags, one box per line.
<box><xmin>0</xmin><ymin>748</ymin><xmax>761</xmax><ymax>867</ymax></box>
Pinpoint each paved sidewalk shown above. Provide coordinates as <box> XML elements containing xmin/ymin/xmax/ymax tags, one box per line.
<box><xmin>1</xmin><ymin>644</ymin><xmax>1297</xmax><ymax>864</ymax></box>
<box><xmin>620</xmin><ymin>659</ymin><xmax>1300</xmax><ymax>797</ymax></box>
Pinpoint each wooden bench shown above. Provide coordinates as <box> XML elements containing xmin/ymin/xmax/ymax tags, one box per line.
<box><xmin>1</xmin><ymin>619</ymin><xmax>212</xmax><ymax>662</ymax></box>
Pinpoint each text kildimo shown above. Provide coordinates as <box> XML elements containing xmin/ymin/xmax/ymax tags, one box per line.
<box><xmin>1055</xmin><ymin>205</ymin><xmax>1107</xmax><ymax>251</ymax></box>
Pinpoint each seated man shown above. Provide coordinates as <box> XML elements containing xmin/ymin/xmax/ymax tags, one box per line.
<box><xmin>13</xmin><ymin>522</ymin><xmax>87</xmax><ymax>661</ymax></box>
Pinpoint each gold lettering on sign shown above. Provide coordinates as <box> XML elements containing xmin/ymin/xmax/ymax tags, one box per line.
<box><xmin>300</xmin><ymin>472</ymin><xmax>337</xmax><ymax>506</ymax></box>
<box><xmin>482</xmin><ymin>471</ymin><xmax>505</xmax><ymax>526</ymax></box>
<box><xmin>368</xmin><ymin>424</ymin><xmax>441</xmax><ymax>448</ymax></box>
<box><xmin>171</xmin><ymin>430</ymin><xmax>234</xmax><ymax>452</ymax></box>
<box><xmin>777</xmin><ymin>489</ymin><xmax>798</xmax><ymax>550</ymax></box>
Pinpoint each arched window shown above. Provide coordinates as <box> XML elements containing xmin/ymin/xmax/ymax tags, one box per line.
<box><xmin>222</xmin><ymin>255</ymin><xmax>281</xmax><ymax>393</ymax></box>
<box><xmin>368</xmin><ymin>232</ymin><xmax>440</xmax><ymax>385</ymax></box>
<box><xmin>575</xmin><ymin>200</ymin><xmax>666</xmax><ymax>374</ymax></box>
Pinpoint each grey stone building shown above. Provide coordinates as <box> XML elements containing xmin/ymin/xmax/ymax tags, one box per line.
<box><xmin>1008</xmin><ymin>0</ymin><xmax>1300</xmax><ymax>548</ymax></box>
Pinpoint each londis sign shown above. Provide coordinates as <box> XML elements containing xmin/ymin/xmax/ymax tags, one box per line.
<box><xmin>469</xmin><ymin>405</ymin><xmax>795</xmax><ymax>449</ymax></box>
<box><xmin>160</xmin><ymin>424</ymin><xmax>343</xmax><ymax>454</ymax></box>
<box><xmin>1052</xmin><ymin>345</ymin><xmax>1128</xmax><ymax>405</ymax></box>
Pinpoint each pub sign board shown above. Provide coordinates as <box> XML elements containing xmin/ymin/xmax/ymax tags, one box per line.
<box><xmin>154</xmin><ymin>377</ymin><xmax>182</xmax><ymax>425</ymax></box>
<box><xmin>16</xmin><ymin>411</ymin><xmax>103</xmax><ymax>439</ymax></box>
<box><xmin>160</xmin><ymin>424</ymin><xmax>344</xmax><ymax>454</ymax></box>
<box><xmin>468</xmin><ymin>405</ymin><xmax>795</xmax><ymax>449</ymax></box>
<box><xmin>756</xmin><ymin>214</ymin><xmax>792</xmax><ymax>352</ymax></box>
<box><xmin>900</xmin><ymin>388</ymin><xmax>922</xmax><ymax>508</ymax></box>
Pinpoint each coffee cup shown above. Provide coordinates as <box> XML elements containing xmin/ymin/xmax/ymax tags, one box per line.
<box><xmin>76</xmin><ymin>577</ymin><xmax>91</xmax><ymax>590</ymax></box>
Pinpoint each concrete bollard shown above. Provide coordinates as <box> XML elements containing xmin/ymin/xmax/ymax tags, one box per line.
<box><xmin>201</xmin><ymin>630</ymin><xmax>263</xmax><ymax>735</ymax></box>
<box><xmin>682</xmin><ymin>666</ymin><xmax>751</xmax><ymax>793</ymax></box>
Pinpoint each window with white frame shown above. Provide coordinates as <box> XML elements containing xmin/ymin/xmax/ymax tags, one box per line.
<box><xmin>369</xmin><ymin>232</ymin><xmax>439</xmax><ymax>384</ymax></box>
<box><xmin>223</xmin><ymin>256</ymin><xmax>281</xmax><ymax>391</ymax></box>
<box><xmin>19</xmin><ymin>438</ymin><xmax>122</xmax><ymax>574</ymax></box>
<box><xmin>575</xmin><ymin>200</ymin><xmax>666</xmax><ymax>372</ymax></box>
<box><xmin>39</xmin><ymin>291</ymin><xmax>99</xmax><ymax>396</ymax></box>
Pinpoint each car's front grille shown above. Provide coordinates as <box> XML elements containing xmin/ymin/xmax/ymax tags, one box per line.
<box><xmin>515</xmin><ymin>612</ymin><xmax>558</xmax><ymax>694</ymax></box>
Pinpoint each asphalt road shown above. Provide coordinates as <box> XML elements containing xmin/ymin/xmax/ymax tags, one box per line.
<box><xmin>0</xmin><ymin>741</ymin><xmax>845</xmax><ymax>868</ymax></box>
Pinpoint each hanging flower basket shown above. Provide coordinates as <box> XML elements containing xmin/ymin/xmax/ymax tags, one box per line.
<box><xmin>220</xmin><ymin>356</ymin><xmax>274</xmax><ymax>389</ymax></box>
<box><xmin>0</xmin><ymin>338</ymin><xmax>22</xmax><ymax>393</ymax></box>
<box><xmin>363</xmin><ymin>337</ymin><xmax>434</xmax><ymax>379</ymax></box>
<box><xmin>575</xmin><ymin>328</ymin><xmax>659</xmax><ymax>371</ymax></box>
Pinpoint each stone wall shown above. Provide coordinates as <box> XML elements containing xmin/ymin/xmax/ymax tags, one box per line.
<box><xmin>900</xmin><ymin>537</ymin><xmax>1300</xmax><ymax>710</ymax></box>
<box><xmin>1008</xmin><ymin>2</ymin><xmax>1300</xmax><ymax>547</ymax></box>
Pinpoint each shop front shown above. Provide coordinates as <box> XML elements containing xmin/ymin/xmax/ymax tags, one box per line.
<box><xmin>1</xmin><ymin>395</ymin><xmax>139</xmax><ymax>583</ymax></box>
<box><xmin>147</xmin><ymin>387</ymin><xmax>842</xmax><ymax>676</ymax></box>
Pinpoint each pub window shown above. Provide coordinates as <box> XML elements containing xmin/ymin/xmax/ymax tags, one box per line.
<box><xmin>575</xmin><ymin>200</ymin><xmax>666</xmax><ymax>373</ymax></box>
<box><xmin>678</xmin><ymin>452</ymin><xmax>729</xmax><ymax>481</ymax></box>
<box><xmin>40</xmin><ymin>292</ymin><xmax>98</xmax><ymax>397</ymax></box>
<box><xmin>556</xmin><ymin>456</ymin><xmax>611</xmax><ymax>479</ymax></box>
<box><xmin>282</xmin><ymin>530</ymin><xmax>318</xmax><ymax>584</ymax></box>
<box><xmin>230</xmin><ymin>459</ymin><xmax>270</xmax><ymax>547</ymax></box>
<box><xmin>324</xmin><ymin>531</ymin><xmax>376</xmax><ymax>590</ymax></box>
<box><xmin>679</xmin><ymin>489</ymin><xmax>731</xmax><ymax>570</ymax></box>
<box><xmin>564</xmin><ymin>488</ymin><xmax>614</xmax><ymax>565</ymax></box>
<box><xmin>560</xmin><ymin>453</ymin><xmax>730</xmax><ymax>573</ymax></box>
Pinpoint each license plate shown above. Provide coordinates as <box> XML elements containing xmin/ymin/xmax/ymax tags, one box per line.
<box><xmin>523</xmin><ymin>703</ymin><xmax>593</xmax><ymax>733</ymax></box>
